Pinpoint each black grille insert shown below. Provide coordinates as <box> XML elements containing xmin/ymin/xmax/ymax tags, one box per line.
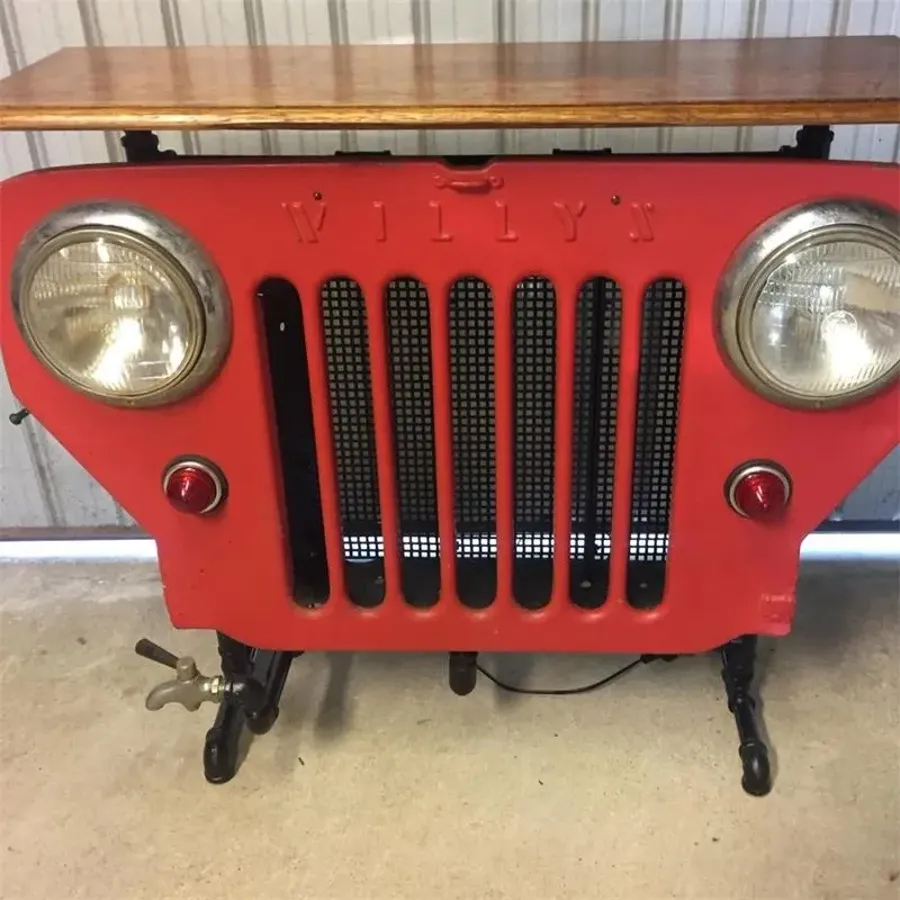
<box><xmin>626</xmin><ymin>278</ymin><xmax>685</xmax><ymax>609</ymax></box>
<box><xmin>570</xmin><ymin>277</ymin><xmax>622</xmax><ymax>608</ymax></box>
<box><xmin>321</xmin><ymin>277</ymin><xmax>384</xmax><ymax>607</ymax></box>
<box><xmin>386</xmin><ymin>277</ymin><xmax>440</xmax><ymax>607</ymax></box>
<box><xmin>449</xmin><ymin>277</ymin><xmax>496</xmax><ymax>608</ymax></box>
<box><xmin>513</xmin><ymin>276</ymin><xmax>556</xmax><ymax>609</ymax></box>
<box><xmin>259</xmin><ymin>278</ymin><xmax>329</xmax><ymax>606</ymax></box>
<box><xmin>274</xmin><ymin>273</ymin><xmax>687</xmax><ymax>611</ymax></box>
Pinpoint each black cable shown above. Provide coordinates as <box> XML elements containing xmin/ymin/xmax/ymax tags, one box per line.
<box><xmin>475</xmin><ymin>654</ymin><xmax>665</xmax><ymax>696</ymax></box>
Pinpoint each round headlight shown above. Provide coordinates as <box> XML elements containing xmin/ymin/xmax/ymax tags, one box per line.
<box><xmin>12</xmin><ymin>203</ymin><xmax>230</xmax><ymax>405</ymax></box>
<box><xmin>717</xmin><ymin>200</ymin><xmax>900</xmax><ymax>408</ymax></box>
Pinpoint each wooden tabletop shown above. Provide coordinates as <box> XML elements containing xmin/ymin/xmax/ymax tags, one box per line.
<box><xmin>0</xmin><ymin>37</ymin><xmax>897</xmax><ymax>131</ymax></box>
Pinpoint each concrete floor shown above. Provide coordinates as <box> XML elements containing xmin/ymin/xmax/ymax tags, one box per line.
<box><xmin>0</xmin><ymin>561</ymin><xmax>897</xmax><ymax>900</ymax></box>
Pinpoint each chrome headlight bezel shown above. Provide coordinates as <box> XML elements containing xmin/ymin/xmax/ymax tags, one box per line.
<box><xmin>11</xmin><ymin>202</ymin><xmax>231</xmax><ymax>406</ymax></box>
<box><xmin>716</xmin><ymin>199</ymin><xmax>900</xmax><ymax>409</ymax></box>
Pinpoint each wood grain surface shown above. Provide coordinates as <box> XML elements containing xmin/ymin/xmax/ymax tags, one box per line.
<box><xmin>0</xmin><ymin>38</ymin><xmax>897</xmax><ymax>131</ymax></box>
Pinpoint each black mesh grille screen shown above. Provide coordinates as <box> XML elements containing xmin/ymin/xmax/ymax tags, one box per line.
<box><xmin>570</xmin><ymin>278</ymin><xmax>622</xmax><ymax>608</ymax></box>
<box><xmin>305</xmin><ymin>273</ymin><xmax>684</xmax><ymax>611</ymax></box>
<box><xmin>449</xmin><ymin>277</ymin><xmax>497</xmax><ymax>608</ymax></box>
<box><xmin>513</xmin><ymin>276</ymin><xmax>556</xmax><ymax>609</ymax></box>
<box><xmin>626</xmin><ymin>278</ymin><xmax>685</xmax><ymax>609</ymax></box>
<box><xmin>321</xmin><ymin>277</ymin><xmax>384</xmax><ymax>606</ymax></box>
<box><xmin>386</xmin><ymin>278</ymin><xmax>440</xmax><ymax>607</ymax></box>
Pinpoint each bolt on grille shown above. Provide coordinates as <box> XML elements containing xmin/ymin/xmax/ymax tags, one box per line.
<box><xmin>270</xmin><ymin>273</ymin><xmax>685</xmax><ymax>612</ymax></box>
<box><xmin>449</xmin><ymin>276</ymin><xmax>497</xmax><ymax>609</ymax></box>
<box><xmin>570</xmin><ymin>277</ymin><xmax>622</xmax><ymax>608</ymax></box>
<box><xmin>627</xmin><ymin>278</ymin><xmax>686</xmax><ymax>609</ymax></box>
<box><xmin>385</xmin><ymin>277</ymin><xmax>440</xmax><ymax>607</ymax></box>
<box><xmin>321</xmin><ymin>277</ymin><xmax>385</xmax><ymax>607</ymax></box>
<box><xmin>513</xmin><ymin>276</ymin><xmax>556</xmax><ymax>609</ymax></box>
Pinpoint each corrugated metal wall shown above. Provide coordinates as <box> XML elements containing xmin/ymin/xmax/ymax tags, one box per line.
<box><xmin>0</xmin><ymin>0</ymin><xmax>898</xmax><ymax>530</ymax></box>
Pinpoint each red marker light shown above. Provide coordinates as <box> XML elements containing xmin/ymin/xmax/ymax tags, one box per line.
<box><xmin>727</xmin><ymin>464</ymin><xmax>791</xmax><ymax>521</ymax></box>
<box><xmin>163</xmin><ymin>460</ymin><xmax>225</xmax><ymax>515</ymax></box>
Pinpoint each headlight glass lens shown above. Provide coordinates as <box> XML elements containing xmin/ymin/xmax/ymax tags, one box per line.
<box><xmin>746</xmin><ymin>238</ymin><xmax>900</xmax><ymax>400</ymax></box>
<box><xmin>22</xmin><ymin>231</ymin><xmax>202</xmax><ymax>401</ymax></box>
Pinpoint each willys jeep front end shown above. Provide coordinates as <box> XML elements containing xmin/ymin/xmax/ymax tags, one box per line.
<box><xmin>1</xmin><ymin>39</ymin><xmax>898</xmax><ymax>794</ymax></box>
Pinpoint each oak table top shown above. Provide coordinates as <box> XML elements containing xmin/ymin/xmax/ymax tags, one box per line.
<box><xmin>0</xmin><ymin>37</ymin><xmax>897</xmax><ymax>131</ymax></box>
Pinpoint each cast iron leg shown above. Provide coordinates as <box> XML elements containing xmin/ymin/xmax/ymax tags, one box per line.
<box><xmin>202</xmin><ymin>633</ymin><xmax>251</xmax><ymax>784</ymax></box>
<box><xmin>245</xmin><ymin>649</ymin><xmax>295</xmax><ymax>735</ymax></box>
<box><xmin>202</xmin><ymin>633</ymin><xmax>296</xmax><ymax>784</ymax></box>
<box><xmin>720</xmin><ymin>635</ymin><xmax>772</xmax><ymax>797</ymax></box>
<box><xmin>203</xmin><ymin>700</ymin><xmax>246</xmax><ymax>785</ymax></box>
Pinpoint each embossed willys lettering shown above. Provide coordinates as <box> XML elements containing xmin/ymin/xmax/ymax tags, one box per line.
<box><xmin>284</xmin><ymin>197</ymin><xmax>656</xmax><ymax>244</ymax></box>
<box><xmin>283</xmin><ymin>201</ymin><xmax>327</xmax><ymax>243</ymax></box>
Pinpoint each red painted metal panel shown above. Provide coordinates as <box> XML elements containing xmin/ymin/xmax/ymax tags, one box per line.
<box><xmin>1</xmin><ymin>158</ymin><xmax>897</xmax><ymax>653</ymax></box>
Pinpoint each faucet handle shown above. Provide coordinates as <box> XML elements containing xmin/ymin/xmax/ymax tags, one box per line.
<box><xmin>135</xmin><ymin>637</ymin><xmax>267</xmax><ymax>715</ymax></box>
<box><xmin>136</xmin><ymin>638</ymin><xmax>223</xmax><ymax>712</ymax></box>
<box><xmin>135</xmin><ymin>638</ymin><xmax>180</xmax><ymax>669</ymax></box>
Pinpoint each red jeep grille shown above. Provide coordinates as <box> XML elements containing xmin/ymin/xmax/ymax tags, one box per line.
<box><xmin>262</xmin><ymin>274</ymin><xmax>687</xmax><ymax>614</ymax></box>
<box><xmin>3</xmin><ymin>157</ymin><xmax>893</xmax><ymax>651</ymax></box>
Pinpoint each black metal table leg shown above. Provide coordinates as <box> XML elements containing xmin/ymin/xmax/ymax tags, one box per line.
<box><xmin>720</xmin><ymin>635</ymin><xmax>772</xmax><ymax>797</ymax></box>
<box><xmin>202</xmin><ymin>633</ymin><xmax>252</xmax><ymax>784</ymax></box>
<box><xmin>201</xmin><ymin>633</ymin><xmax>297</xmax><ymax>783</ymax></box>
<box><xmin>203</xmin><ymin>700</ymin><xmax>246</xmax><ymax>784</ymax></box>
<box><xmin>246</xmin><ymin>650</ymin><xmax>295</xmax><ymax>735</ymax></box>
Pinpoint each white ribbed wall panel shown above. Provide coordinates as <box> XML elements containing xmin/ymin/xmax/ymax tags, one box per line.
<box><xmin>0</xmin><ymin>0</ymin><xmax>897</xmax><ymax>529</ymax></box>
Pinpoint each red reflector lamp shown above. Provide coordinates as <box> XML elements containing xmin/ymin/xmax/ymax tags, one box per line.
<box><xmin>162</xmin><ymin>459</ymin><xmax>226</xmax><ymax>515</ymax></box>
<box><xmin>726</xmin><ymin>462</ymin><xmax>791</xmax><ymax>521</ymax></box>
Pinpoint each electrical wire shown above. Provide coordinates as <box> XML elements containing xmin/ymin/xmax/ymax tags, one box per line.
<box><xmin>475</xmin><ymin>654</ymin><xmax>667</xmax><ymax>696</ymax></box>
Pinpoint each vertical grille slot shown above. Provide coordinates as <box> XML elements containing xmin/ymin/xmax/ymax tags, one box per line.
<box><xmin>449</xmin><ymin>277</ymin><xmax>497</xmax><ymax>608</ymax></box>
<box><xmin>321</xmin><ymin>277</ymin><xmax>384</xmax><ymax>607</ymax></box>
<box><xmin>259</xmin><ymin>278</ymin><xmax>329</xmax><ymax>606</ymax></box>
<box><xmin>513</xmin><ymin>276</ymin><xmax>556</xmax><ymax>609</ymax></box>
<box><xmin>385</xmin><ymin>277</ymin><xmax>440</xmax><ymax>607</ymax></box>
<box><xmin>627</xmin><ymin>278</ymin><xmax>686</xmax><ymax>609</ymax></box>
<box><xmin>569</xmin><ymin>278</ymin><xmax>622</xmax><ymax>608</ymax></box>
